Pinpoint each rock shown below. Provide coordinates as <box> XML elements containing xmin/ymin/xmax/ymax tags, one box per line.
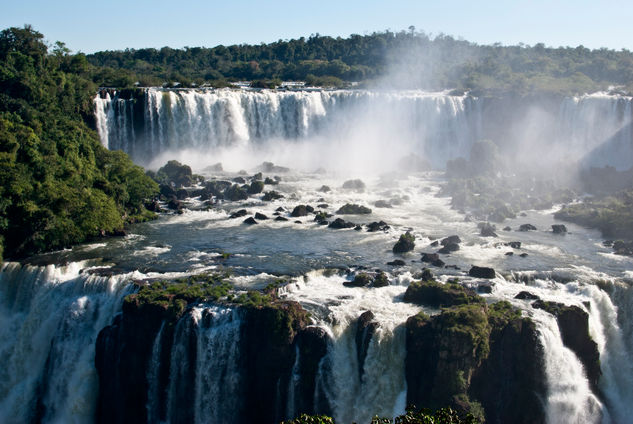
<box><xmin>159</xmin><ymin>184</ymin><xmax>176</xmax><ymax>199</ymax></box>
<box><xmin>264</xmin><ymin>177</ymin><xmax>278</xmax><ymax>185</ymax></box>
<box><xmin>374</xmin><ymin>200</ymin><xmax>392</xmax><ymax>208</ymax></box>
<box><xmin>603</xmin><ymin>240</ymin><xmax>614</xmax><ymax>247</ymax></box>
<box><xmin>294</xmin><ymin>221</ymin><xmax>302</xmax><ymax>224</ymax></box>
<box><xmin>274</xmin><ymin>216</ymin><xmax>288</xmax><ymax>222</ymax></box>
<box><xmin>429</xmin><ymin>240</ymin><xmax>439</xmax><ymax>247</ymax></box>
<box><xmin>393</xmin><ymin>231</ymin><xmax>415</xmax><ymax>253</ymax></box>
<box><xmin>176</xmin><ymin>188</ymin><xmax>189</xmax><ymax>200</ymax></box>
<box><xmin>318</xmin><ymin>185</ymin><xmax>331</xmax><ymax>193</ymax></box>
<box><xmin>421</xmin><ymin>253</ymin><xmax>440</xmax><ymax>263</ymax></box>
<box><xmin>157</xmin><ymin>160</ymin><xmax>194</xmax><ymax>187</ymax></box>
<box><xmin>437</xmin><ymin>243</ymin><xmax>459</xmax><ymax>254</ymax></box>
<box><xmin>366</xmin><ymin>221</ymin><xmax>390</xmax><ymax>232</ymax></box>
<box><xmin>248</xmin><ymin>181</ymin><xmax>265</xmax><ymax>194</ymax></box>
<box><xmin>305</xmin><ymin>205</ymin><xmax>314</xmax><ymax>213</ymax></box>
<box><xmin>229</xmin><ymin>209</ymin><xmax>248</xmax><ymax>219</ymax></box>
<box><xmin>204</xmin><ymin>162</ymin><xmax>223</xmax><ymax>172</ymax></box>
<box><xmin>232</xmin><ymin>176</ymin><xmax>247</xmax><ymax>184</ymax></box>
<box><xmin>167</xmin><ymin>198</ymin><xmax>183</xmax><ymax>210</ymax></box>
<box><xmin>373</xmin><ymin>272</ymin><xmax>389</xmax><ymax>287</ymax></box>
<box><xmin>532</xmin><ymin>300</ymin><xmax>601</xmax><ymax>393</ymax></box>
<box><xmin>254</xmin><ymin>212</ymin><xmax>269</xmax><ymax>220</ymax></box>
<box><xmin>506</xmin><ymin>241</ymin><xmax>521</xmax><ymax>249</ymax></box>
<box><xmin>224</xmin><ymin>184</ymin><xmax>249</xmax><ymax>201</ymax></box>
<box><xmin>259</xmin><ymin>161</ymin><xmax>289</xmax><ymax>173</ymax></box>
<box><xmin>342</xmin><ymin>179</ymin><xmax>366</xmax><ymax>192</ymax></box>
<box><xmin>317</xmin><ymin>204</ymin><xmax>328</xmax><ymax>208</ymax></box>
<box><xmin>251</xmin><ymin>172</ymin><xmax>263</xmax><ymax>181</ymax></box>
<box><xmin>552</xmin><ymin>224</ymin><xmax>567</xmax><ymax>234</ymax></box>
<box><xmin>145</xmin><ymin>199</ymin><xmax>161</xmax><ymax>212</ymax></box>
<box><xmin>354</xmin><ymin>225</ymin><xmax>362</xmax><ymax>231</ymax></box>
<box><xmin>503</xmin><ymin>226</ymin><xmax>512</xmax><ymax>231</ymax></box>
<box><xmin>404</xmin><ymin>279</ymin><xmax>482</xmax><ymax>307</ymax></box>
<box><xmin>520</xmin><ymin>253</ymin><xmax>528</xmax><ymax>258</ymax></box>
<box><xmin>243</xmin><ymin>217</ymin><xmax>258</xmax><ymax>225</ymax></box>
<box><xmin>441</xmin><ymin>235</ymin><xmax>461</xmax><ymax>246</ymax></box>
<box><xmin>355</xmin><ymin>311</ymin><xmax>379</xmax><ymax>377</ymax></box>
<box><xmin>477</xmin><ymin>282</ymin><xmax>494</xmax><ymax>294</ymax></box>
<box><xmin>469</xmin><ymin>266</ymin><xmax>496</xmax><ymax>279</ymax></box>
<box><xmin>336</xmin><ymin>204</ymin><xmax>372</xmax><ymax>214</ymax></box>
<box><xmin>291</xmin><ymin>205</ymin><xmax>309</xmax><ymax>217</ymax></box>
<box><xmin>262</xmin><ymin>191</ymin><xmax>284</xmax><ymax>201</ymax></box>
<box><xmin>431</xmin><ymin>259</ymin><xmax>445</xmax><ymax>267</ymax></box>
<box><xmin>479</xmin><ymin>222</ymin><xmax>498</xmax><ymax>237</ymax></box>
<box><xmin>344</xmin><ymin>272</ymin><xmax>374</xmax><ymax>287</ymax></box>
<box><xmin>387</xmin><ymin>259</ymin><xmax>406</xmax><ymax>266</ymax></box>
<box><xmin>515</xmin><ymin>291</ymin><xmax>540</xmax><ymax>300</ymax></box>
<box><xmin>416</xmin><ymin>268</ymin><xmax>434</xmax><ymax>281</ymax></box>
<box><xmin>519</xmin><ymin>224</ymin><xmax>537</xmax><ymax>232</ymax></box>
<box><xmin>505</xmin><ymin>252</ymin><xmax>514</xmax><ymax>256</ymax></box>
<box><xmin>275</xmin><ymin>207</ymin><xmax>285</xmax><ymax>212</ymax></box>
<box><xmin>328</xmin><ymin>218</ymin><xmax>356</xmax><ymax>229</ymax></box>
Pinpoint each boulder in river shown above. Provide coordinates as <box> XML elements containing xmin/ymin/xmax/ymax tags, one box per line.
<box><xmin>393</xmin><ymin>231</ymin><xmax>415</xmax><ymax>253</ymax></box>
<box><xmin>468</xmin><ymin>266</ymin><xmax>496</xmax><ymax>279</ymax></box>
<box><xmin>552</xmin><ymin>224</ymin><xmax>567</xmax><ymax>234</ymax></box>
<box><xmin>336</xmin><ymin>204</ymin><xmax>372</xmax><ymax>215</ymax></box>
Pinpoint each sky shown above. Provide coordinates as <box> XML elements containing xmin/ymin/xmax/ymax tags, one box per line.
<box><xmin>2</xmin><ymin>0</ymin><xmax>632</xmax><ymax>53</ymax></box>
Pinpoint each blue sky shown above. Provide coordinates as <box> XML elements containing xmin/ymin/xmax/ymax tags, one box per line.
<box><xmin>2</xmin><ymin>0</ymin><xmax>632</xmax><ymax>53</ymax></box>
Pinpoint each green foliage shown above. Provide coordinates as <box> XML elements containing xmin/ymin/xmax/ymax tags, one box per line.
<box><xmin>283</xmin><ymin>406</ymin><xmax>478</xmax><ymax>423</ymax></box>
<box><xmin>84</xmin><ymin>30</ymin><xmax>633</xmax><ymax>94</ymax></box>
<box><xmin>0</xmin><ymin>26</ymin><xmax>158</xmax><ymax>260</ymax></box>
<box><xmin>233</xmin><ymin>290</ymin><xmax>274</xmax><ymax>307</ymax></box>
<box><xmin>404</xmin><ymin>280</ymin><xmax>484</xmax><ymax>308</ymax></box>
<box><xmin>155</xmin><ymin>159</ymin><xmax>194</xmax><ymax>188</ymax></box>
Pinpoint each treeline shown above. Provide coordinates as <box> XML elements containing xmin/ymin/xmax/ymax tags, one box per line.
<box><xmin>0</xmin><ymin>26</ymin><xmax>158</xmax><ymax>261</ymax></box>
<box><xmin>86</xmin><ymin>29</ymin><xmax>633</xmax><ymax>94</ymax></box>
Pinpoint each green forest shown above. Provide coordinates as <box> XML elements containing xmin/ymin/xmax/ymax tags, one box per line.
<box><xmin>86</xmin><ymin>29</ymin><xmax>633</xmax><ymax>94</ymax></box>
<box><xmin>0</xmin><ymin>26</ymin><xmax>158</xmax><ymax>261</ymax></box>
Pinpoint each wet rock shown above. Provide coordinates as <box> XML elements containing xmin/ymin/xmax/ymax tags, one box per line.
<box><xmin>421</xmin><ymin>253</ymin><xmax>440</xmax><ymax>263</ymax></box>
<box><xmin>393</xmin><ymin>231</ymin><xmax>415</xmax><ymax>254</ymax></box>
<box><xmin>224</xmin><ymin>184</ymin><xmax>249</xmax><ymax>201</ymax></box>
<box><xmin>552</xmin><ymin>224</ymin><xmax>567</xmax><ymax>234</ymax></box>
<box><xmin>318</xmin><ymin>185</ymin><xmax>331</xmax><ymax>193</ymax></box>
<box><xmin>159</xmin><ymin>184</ymin><xmax>176</xmax><ymax>199</ymax></box>
<box><xmin>387</xmin><ymin>259</ymin><xmax>406</xmax><ymax>266</ymax></box>
<box><xmin>603</xmin><ymin>240</ymin><xmax>613</xmax><ymax>247</ymax></box>
<box><xmin>157</xmin><ymin>160</ymin><xmax>194</xmax><ymax>188</ymax></box>
<box><xmin>262</xmin><ymin>191</ymin><xmax>284</xmax><ymax>201</ymax></box>
<box><xmin>344</xmin><ymin>272</ymin><xmax>374</xmax><ymax>287</ymax></box>
<box><xmin>441</xmin><ymin>235</ymin><xmax>461</xmax><ymax>246</ymax></box>
<box><xmin>291</xmin><ymin>205</ymin><xmax>309</xmax><ymax>217</ymax></box>
<box><xmin>259</xmin><ymin>161</ymin><xmax>289</xmax><ymax>173</ymax></box>
<box><xmin>355</xmin><ymin>311</ymin><xmax>379</xmax><ymax>377</ymax></box>
<box><xmin>519</xmin><ymin>253</ymin><xmax>529</xmax><ymax>258</ymax></box>
<box><xmin>264</xmin><ymin>177</ymin><xmax>278</xmax><ymax>185</ymax></box>
<box><xmin>366</xmin><ymin>221</ymin><xmax>390</xmax><ymax>232</ymax></box>
<box><xmin>243</xmin><ymin>217</ymin><xmax>258</xmax><ymax>225</ymax></box>
<box><xmin>519</xmin><ymin>224</ymin><xmax>537</xmax><ymax>232</ymax></box>
<box><xmin>167</xmin><ymin>198</ymin><xmax>183</xmax><ymax>210</ymax></box>
<box><xmin>294</xmin><ymin>221</ymin><xmax>302</xmax><ymax>224</ymax></box>
<box><xmin>429</xmin><ymin>240</ymin><xmax>439</xmax><ymax>247</ymax></box>
<box><xmin>254</xmin><ymin>212</ymin><xmax>269</xmax><ymax>220</ymax></box>
<box><xmin>503</xmin><ymin>226</ymin><xmax>512</xmax><ymax>231</ymax></box>
<box><xmin>251</xmin><ymin>172</ymin><xmax>263</xmax><ymax>181</ymax></box>
<box><xmin>274</xmin><ymin>216</ymin><xmax>288</xmax><ymax>222</ymax></box>
<box><xmin>373</xmin><ymin>272</ymin><xmax>389</xmax><ymax>288</ymax></box>
<box><xmin>317</xmin><ymin>204</ymin><xmax>328</xmax><ymax>209</ymax></box>
<box><xmin>247</xmin><ymin>181</ymin><xmax>265</xmax><ymax>194</ymax></box>
<box><xmin>505</xmin><ymin>252</ymin><xmax>514</xmax><ymax>256</ymax></box>
<box><xmin>404</xmin><ymin>279</ymin><xmax>482</xmax><ymax>307</ymax></box>
<box><xmin>144</xmin><ymin>199</ymin><xmax>161</xmax><ymax>212</ymax></box>
<box><xmin>229</xmin><ymin>209</ymin><xmax>248</xmax><ymax>219</ymax></box>
<box><xmin>336</xmin><ymin>204</ymin><xmax>372</xmax><ymax>214</ymax></box>
<box><xmin>506</xmin><ymin>241</ymin><xmax>522</xmax><ymax>249</ymax></box>
<box><xmin>479</xmin><ymin>222</ymin><xmax>498</xmax><ymax>237</ymax></box>
<box><xmin>342</xmin><ymin>179</ymin><xmax>366</xmax><ymax>192</ymax></box>
<box><xmin>328</xmin><ymin>218</ymin><xmax>356</xmax><ymax>229</ymax></box>
<box><xmin>438</xmin><ymin>243</ymin><xmax>460</xmax><ymax>254</ymax></box>
<box><xmin>468</xmin><ymin>266</ymin><xmax>496</xmax><ymax>279</ymax></box>
<box><xmin>374</xmin><ymin>200</ymin><xmax>392</xmax><ymax>208</ymax></box>
<box><xmin>354</xmin><ymin>225</ymin><xmax>362</xmax><ymax>231</ymax></box>
<box><xmin>431</xmin><ymin>258</ymin><xmax>445</xmax><ymax>267</ymax></box>
<box><xmin>515</xmin><ymin>291</ymin><xmax>540</xmax><ymax>300</ymax></box>
<box><xmin>204</xmin><ymin>162</ymin><xmax>223</xmax><ymax>172</ymax></box>
<box><xmin>275</xmin><ymin>206</ymin><xmax>285</xmax><ymax>212</ymax></box>
<box><xmin>232</xmin><ymin>176</ymin><xmax>247</xmax><ymax>184</ymax></box>
<box><xmin>176</xmin><ymin>188</ymin><xmax>189</xmax><ymax>200</ymax></box>
<box><xmin>477</xmin><ymin>282</ymin><xmax>494</xmax><ymax>294</ymax></box>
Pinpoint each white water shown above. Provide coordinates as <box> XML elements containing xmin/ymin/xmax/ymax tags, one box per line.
<box><xmin>0</xmin><ymin>261</ymin><xmax>132</xmax><ymax>424</ymax></box>
<box><xmin>283</xmin><ymin>271</ymin><xmax>421</xmax><ymax>423</ymax></box>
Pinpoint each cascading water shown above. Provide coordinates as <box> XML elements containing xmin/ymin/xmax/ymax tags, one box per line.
<box><xmin>0</xmin><ymin>261</ymin><xmax>132</xmax><ymax>424</ymax></box>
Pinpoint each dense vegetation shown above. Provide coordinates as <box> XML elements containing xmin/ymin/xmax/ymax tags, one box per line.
<box><xmin>0</xmin><ymin>26</ymin><xmax>158</xmax><ymax>261</ymax></box>
<box><xmin>86</xmin><ymin>29</ymin><xmax>633</xmax><ymax>94</ymax></box>
<box><xmin>282</xmin><ymin>406</ymin><xmax>478</xmax><ymax>423</ymax></box>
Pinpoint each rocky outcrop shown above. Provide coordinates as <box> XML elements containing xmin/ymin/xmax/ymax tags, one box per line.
<box><xmin>468</xmin><ymin>266</ymin><xmax>496</xmax><ymax>279</ymax></box>
<box><xmin>342</xmin><ymin>179</ymin><xmax>366</xmax><ymax>192</ymax></box>
<box><xmin>336</xmin><ymin>204</ymin><xmax>372</xmax><ymax>214</ymax></box>
<box><xmin>393</xmin><ymin>231</ymin><xmax>415</xmax><ymax>253</ymax></box>
<box><xmin>355</xmin><ymin>311</ymin><xmax>379</xmax><ymax>377</ymax></box>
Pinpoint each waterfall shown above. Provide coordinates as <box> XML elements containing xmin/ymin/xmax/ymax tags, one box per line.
<box><xmin>0</xmin><ymin>261</ymin><xmax>132</xmax><ymax>424</ymax></box>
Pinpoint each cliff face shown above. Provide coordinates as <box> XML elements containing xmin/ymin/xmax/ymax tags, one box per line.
<box><xmin>95</xmin><ymin>294</ymin><xmax>328</xmax><ymax>424</ymax></box>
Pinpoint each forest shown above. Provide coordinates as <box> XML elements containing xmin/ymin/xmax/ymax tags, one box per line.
<box><xmin>86</xmin><ymin>29</ymin><xmax>633</xmax><ymax>94</ymax></box>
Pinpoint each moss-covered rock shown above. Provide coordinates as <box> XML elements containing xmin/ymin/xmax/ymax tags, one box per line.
<box><xmin>404</xmin><ymin>280</ymin><xmax>484</xmax><ymax>308</ymax></box>
<box><xmin>336</xmin><ymin>203</ymin><xmax>372</xmax><ymax>214</ymax></box>
<box><xmin>393</xmin><ymin>231</ymin><xmax>415</xmax><ymax>253</ymax></box>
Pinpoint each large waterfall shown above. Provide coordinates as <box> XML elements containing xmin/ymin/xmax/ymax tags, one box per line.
<box><xmin>0</xmin><ymin>262</ymin><xmax>132</xmax><ymax>423</ymax></box>
<box><xmin>94</xmin><ymin>88</ymin><xmax>633</xmax><ymax>171</ymax></box>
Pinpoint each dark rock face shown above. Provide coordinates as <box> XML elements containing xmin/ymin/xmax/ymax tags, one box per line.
<box><xmin>254</xmin><ymin>212</ymin><xmax>269</xmax><ymax>220</ymax></box>
<box><xmin>393</xmin><ymin>231</ymin><xmax>415</xmax><ymax>253</ymax></box>
<box><xmin>479</xmin><ymin>223</ymin><xmax>498</xmax><ymax>237</ymax></box>
<box><xmin>406</xmin><ymin>302</ymin><xmax>547</xmax><ymax>424</ymax></box>
<box><xmin>224</xmin><ymin>184</ymin><xmax>249</xmax><ymax>201</ymax></box>
<box><xmin>343</xmin><ymin>271</ymin><xmax>388</xmax><ymax>288</ymax></box>
<box><xmin>366</xmin><ymin>221</ymin><xmax>390</xmax><ymax>232</ymax></box>
<box><xmin>519</xmin><ymin>224</ymin><xmax>537</xmax><ymax>232</ymax></box>
<box><xmin>506</xmin><ymin>241</ymin><xmax>522</xmax><ymax>249</ymax></box>
<box><xmin>262</xmin><ymin>190</ymin><xmax>284</xmax><ymax>201</ymax></box>
<box><xmin>515</xmin><ymin>291</ymin><xmax>540</xmax><ymax>300</ymax></box>
<box><xmin>328</xmin><ymin>218</ymin><xmax>355</xmax><ymax>229</ymax></box>
<box><xmin>552</xmin><ymin>224</ymin><xmax>567</xmax><ymax>234</ymax></box>
<box><xmin>291</xmin><ymin>205</ymin><xmax>309</xmax><ymax>217</ymax></box>
<box><xmin>158</xmin><ymin>160</ymin><xmax>193</xmax><ymax>188</ymax></box>
<box><xmin>247</xmin><ymin>181</ymin><xmax>265</xmax><ymax>194</ymax></box>
<box><xmin>175</xmin><ymin>188</ymin><xmax>189</xmax><ymax>200</ymax></box>
<box><xmin>404</xmin><ymin>280</ymin><xmax>482</xmax><ymax>308</ymax></box>
<box><xmin>342</xmin><ymin>179</ymin><xmax>366</xmax><ymax>192</ymax></box>
<box><xmin>441</xmin><ymin>235</ymin><xmax>461</xmax><ymax>245</ymax></box>
<box><xmin>229</xmin><ymin>209</ymin><xmax>248</xmax><ymax>219</ymax></box>
<box><xmin>336</xmin><ymin>204</ymin><xmax>372</xmax><ymax>214</ymax></box>
<box><xmin>437</xmin><ymin>243</ymin><xmax>459</xmax><ymax>254</ymax></box>
<box><xmin>167</xmin><ymin>198</ymin><xmax>183</xmax><ymax>211</ymax></box>
<box><xmin>387</xmin><ymin>259</ymin><xmax>406</xmax><ymax>266</ymax></box>
<box><xmin>243</xmin><ymin>217</ymin><xmax>258</xmax><ymax>225</ymax></box>
<box><xmin>275</xmin><ymin>216</ymin><xmax>289</xmax><ymax>222</ymax></box>
<box><xmin>374</xmin><ymin>200</ymin><xmax>392</xmax><ymax>208</ymax></box>
<box><xmin>469</xmin><ymin>266</ymin><xmax>496</xmax><ymax>279</ymax></box>
<box><xmin>233</xmin><ymin>176</ymin><xmax>247</xmax><ymax>184</ymax></box>
<box><xmin>355</xmin><ymin>312</ymin><xmax>379</xmax><ymax>377</ymax></box>
<box><xmin>318</xmin><ymin>185</ymin><xmax>331</xmax><ymax>193</ymax></box>
<box><xmin>293</xmin><ymin>327</ymin><xmax>330</xmax><ymax>416</ymax></box>
<box><xmin>421</xmin><ymin>253</ymin><xmax>440</xmax><ymax>263</ymax></box>
<box><xmin>264</xmin><ymin>177</ymin><xmax>278</xmax><ymax>185</ymax></box>
<box><xmin>532</xmin><ymin>300</ymin><xmax>601</xmax><ymax>393</ymax></box>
